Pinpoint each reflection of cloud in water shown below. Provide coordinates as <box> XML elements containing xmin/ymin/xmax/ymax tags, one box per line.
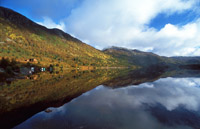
<box><xmin>79</xmin><ymin>77</ymin><xmax>200</xmax><ymax>112</ymax></box>
<box><xmin>145</xmin><ymin>78</ymin><xmax>200</xmax><ymax>111</ymax></box>
<box><xmin>14</xmin><ymin>77</ymin><xmax>200</xmax><ymax>129</ymax></box>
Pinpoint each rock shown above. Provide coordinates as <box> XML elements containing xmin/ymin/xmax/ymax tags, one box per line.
<box><xmin>15</xmin><ymin>76</ymin><xmax>27</xmax><ymax>79</ymax></box>
<box><xmin>6</xmin><ymin>38</ymin><xmax>12</xmax><ymax>42</ymax></box>
<box><xmin>45</xmin><ymin>109</ymin><xmax>52</xmax><ymax>113</ymax></box>
<box><xmin>6</xmin><ymin>78</ymin><xmax>16</xmax><ymax>81</ymax></box>
<box><xmin>0</xmin><ymin>68</ymin><xmax>5</xmax><ymax>73</ymax></box>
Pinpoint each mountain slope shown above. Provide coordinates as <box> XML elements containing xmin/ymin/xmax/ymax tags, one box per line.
<box><xmin>0</xmin><ymin>6</ymin><xmax>122</xmax><ymax>67</ymax></box>
<box><xmin>103</xmin><ymin>46</ymin><xmax>200</xmax><ymax>69</ymax></box>
<box><xmin>103</xmin><ymin>47</ymin><xmax>175</xmax><ymax>68</ymax></box>
<box><xmin>171</xmin><ymin>56</ymin><xmax>200</xmax><ymax>64</ymax></box>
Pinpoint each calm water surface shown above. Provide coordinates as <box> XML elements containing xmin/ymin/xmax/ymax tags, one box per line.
<box><xmin>13</xmin><ymin>77</ymin><xmax>200</xmax><ymax>129</ymax></box>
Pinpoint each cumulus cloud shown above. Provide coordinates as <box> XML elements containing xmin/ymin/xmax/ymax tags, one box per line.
<box><xmin>37</xmin><ymin>17</ymin><xmax>65</xmax><ymax>31</ymax></box>
<box><xmin>131</xmin><ymin>19</ymin><xmax>200</xmax><ymax>56</ymax></box>
<box><xmin>64</xmin><ymin>0</ymin><xmax>200</xmax><ymax>56</ymax></box>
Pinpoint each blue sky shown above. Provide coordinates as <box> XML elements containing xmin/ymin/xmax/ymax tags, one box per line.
<box><xmin>149</xmin><ymin>10</ymin><xmax>199</xmax><ymax>30</ymax></box>
<box><xmin>1</xmin><ymin>0</ymin><xmax>200</xmax><ymax>56</ymax></box>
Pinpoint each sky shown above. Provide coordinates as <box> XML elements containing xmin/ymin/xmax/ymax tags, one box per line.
<box><xmin>1</xmin><ymin>0</ymin><xmax>200</xmax><ymax>56</ymax></box>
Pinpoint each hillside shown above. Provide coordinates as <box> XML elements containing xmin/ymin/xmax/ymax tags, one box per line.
<box><xmin>171</xmin><ymin>56</ymin><xmax>200</xmax><ymax>64</ymax></box>
<box><xmin>103</xmin><ymin>47</ymin><xmax>175</xmax><ymax>68</ymax></box>
<box><xmin>103</xmin><ymin>46</ymin><xmax>200</xmax><ymax>69</ymax></box>
<box><xmin>0</xmin><ymin>7</ymin><xmax>123</xmax><ymax>67</ymax></box>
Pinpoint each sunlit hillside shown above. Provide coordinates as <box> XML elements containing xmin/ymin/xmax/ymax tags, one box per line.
<box><xmin>0</xmin><ymin>7</ymin><xmax>124</xmax><ymax>67</ymax></box>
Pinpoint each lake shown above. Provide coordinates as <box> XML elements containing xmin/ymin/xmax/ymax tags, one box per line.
<box><xmin>1</xmin><ymin>68</ymin><xmax>200</xmax><ymax>129</ymax></box>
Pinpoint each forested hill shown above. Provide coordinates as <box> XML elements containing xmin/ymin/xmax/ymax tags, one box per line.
<box><xmin>0</xmin><ymin>6</ymin><xmax>123</xmax><ymax>67</ymax></box>
<box><xmin>103</xmin><ymin>47</ymin><xmax>175</xmax><ymax>68</ymax></box>
<box><xmin>103</xmin><ymin>46</ymin><xmax>200</xmax><ymax>69</ymax></box>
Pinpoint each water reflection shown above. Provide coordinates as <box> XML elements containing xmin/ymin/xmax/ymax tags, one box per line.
<box><xmin>104</xmin><ymin>68</ymin><xmax>200</xmax><ymax>88</ymax></box>
<box><xmin>0</xmin><ymin>69</ymin><xmax>127</xmax><ymax>129</ymax></box>
<box><xmin>13</xmin><ymin>77</ymin><xmax>200</xmax><ymax>129</ymax></box>
<box><xmin>1</xmin><ymin>68</ymin><xmax>200</xmax><ymax>129</ymax></box>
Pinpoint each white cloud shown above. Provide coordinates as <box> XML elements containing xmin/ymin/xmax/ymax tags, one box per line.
<box><xmin>62</xmin><ymin>0</ymin><xmax>200</xmax><ymax>56</ymax></box>
<box><xmin>33</xmin><ymin>0</ymin><xmax>200</xmax><ymax>56</ymax></box>
<box><xmin>152</xmin><ymin>20</ymin><xmax>200</xmax><ymax>56</ymax></box>
<box><xmin>37</xmin><ymin>17</ymin><xmax>66</xmax><ymax>31</ymax></box>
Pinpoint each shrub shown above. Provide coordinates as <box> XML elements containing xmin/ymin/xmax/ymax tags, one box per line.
<box><xmin>5</xmin><ymin>66</ymin><xmax>13</xmax><ymax>75</ymax></box>
<box><xmin>0</xmin><ymin>57</ymin><xmax>10</xmax><ymax>68</ymax></box>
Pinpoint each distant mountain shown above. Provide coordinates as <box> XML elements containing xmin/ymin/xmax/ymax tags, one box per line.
<box><xmin>103</xmin><ymin>47</ymin><xmax>173</xmax><ymax>68</ymax></box>
<box><xmin>0</xmin><ymin>6</ymin><xmax>123</xmax><ymax>67</ymax></box>
<box><xmin>103</xmin><ymin>46</ymin><xmax>200</xmax><ymax>69</ymax></box>
<box><xmin>171</xmin><ymin>56</ymin><xmax>200</xmax><ymax>64</ymax></box>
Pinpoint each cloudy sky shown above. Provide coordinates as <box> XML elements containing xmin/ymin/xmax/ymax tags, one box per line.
<box><xmin>1</xmin><ymin>0</ymin><xmax>200</xmax><ymax>56</ymax></box>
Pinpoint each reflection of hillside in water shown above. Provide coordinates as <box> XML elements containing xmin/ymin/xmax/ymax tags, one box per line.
<box><xmin>13</xmin><ymin>77</ymin><xmax>200</xmax><ymax>129</ymax></box>
<box><xmin>0</xmin><ymin>68</ymin><xmax>200</xmax><ymax>129</ymax></box>
<box><xmin>0</xmin><ymin>69</ymin><xmax>127</xmax><ymax>129</ymax></box>
<box><xmin>104</xmin><ymin>68</ymin><xmax>200</xmax><ymax>88</ymax></box>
